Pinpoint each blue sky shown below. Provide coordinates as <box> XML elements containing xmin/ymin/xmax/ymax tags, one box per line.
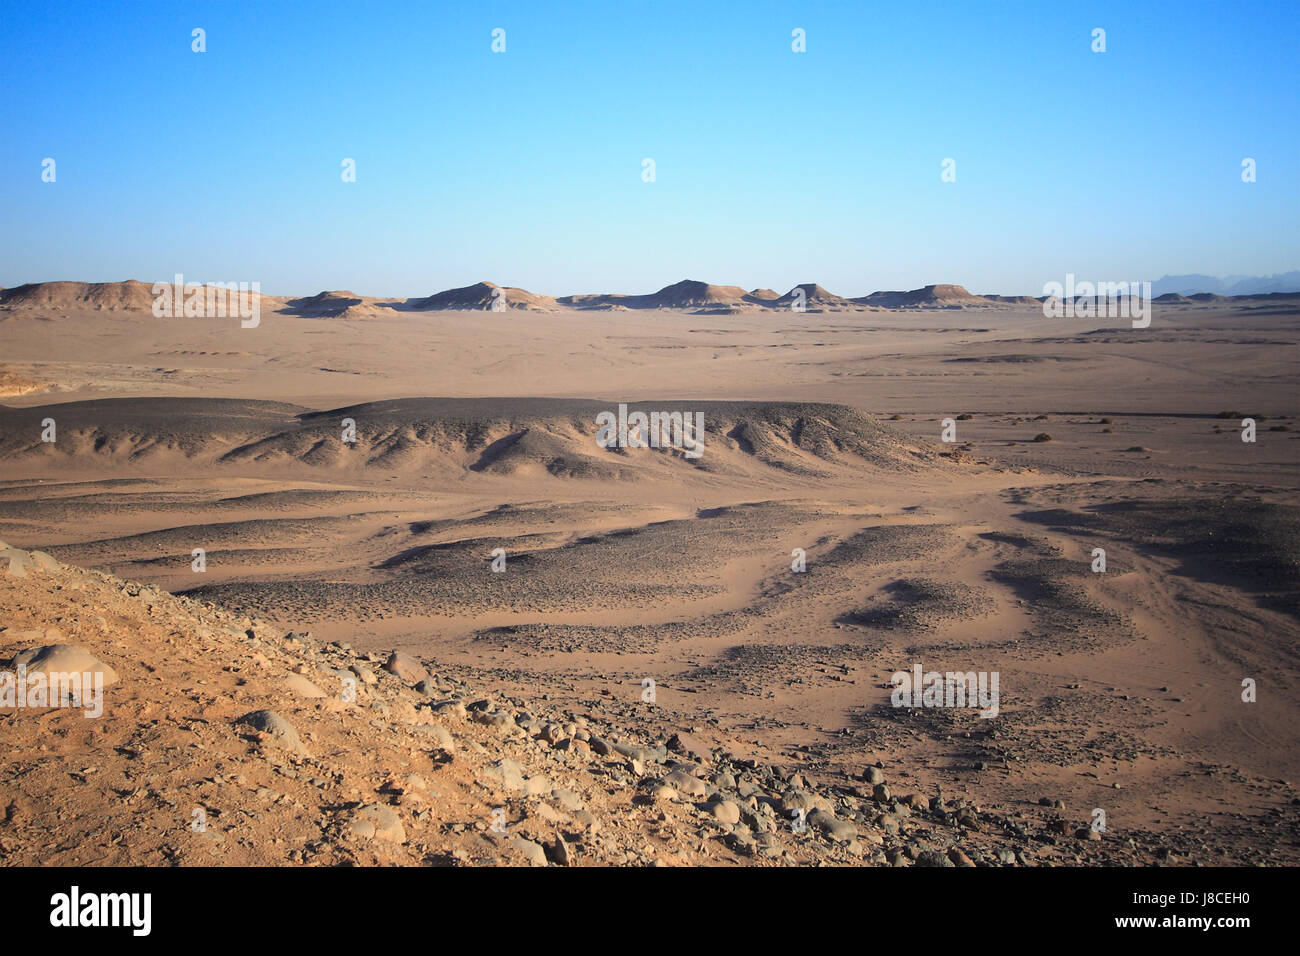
<box><xmin>2</xmin><ymin>0</ymin><xmax>1296</xmax><ymax>297</ymax></box>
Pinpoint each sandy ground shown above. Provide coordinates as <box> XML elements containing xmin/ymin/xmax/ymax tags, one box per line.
<box><xmin>1</xmin><ymin>298</ymin><xmax>1297</xmax><ymax>864</ymax></box>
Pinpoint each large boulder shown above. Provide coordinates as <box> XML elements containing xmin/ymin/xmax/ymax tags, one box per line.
<box><xmin>236</xmin><ymin>709</ymin><xmax>306</xmax><ymax>753</ymax></box>
<box><xmin>12</xmin><ymin>644</ymin><xmax>118</xmax><ymax>685</ymax></box>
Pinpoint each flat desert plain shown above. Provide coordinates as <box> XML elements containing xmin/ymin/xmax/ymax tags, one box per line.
<box><xmin>1</xmin><ymin>291</ymin><xmax>1297</xmax><ymax>866</ymax></box>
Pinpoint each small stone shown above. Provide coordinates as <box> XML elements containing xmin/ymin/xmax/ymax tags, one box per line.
<box><xmin>727</xmin><ymin>829</ymin><xmax>757</xmax><ymax>856</ymax></box>
<box><xmin>510</xmin><ymin>837</ymin><xmax>547</xmax><ymax>867</ymax></box>
<box><xmin>283</xmin><ymin>672</ymin><xmax>327</xmax><ymax>699</ymax></box>
<box><xmin>808</xmin><ymin>809</ymin><xmax>856</xmax><ymax>843</ymax></box>
<box><xmin>662</xmin><ymin>770</ymin><xmax>708</xmax><ymax>797</ymax></box>
<box><xmin>479</xmin><ymin>758</ymin><xmax>527</xmax><ymax>793</ymax></box>
<box><xmin>235</xmin><ymin>710</ymin><xmax>305</xmax><ymax>753</ymax></box>
<box><xmin>780</xmin><ymin>789</ymin><xmax>815</xmax><ymax>813</ymax></box>
<box><xmin>709</xmin><ymin>800</ymin><xmax>741</xmax><ymax>824</ymax></box>
<box><xmin>551</xmin><ymin>788</ymin><xmax>584</xmax><ymax>812</ymax></box>
<box><xmin>548</xmin><ymin>835</ymin><xmax>573</xmax><ymax>866</ymax></box>
<box><xmin>472</xmin><ymin>710</ymin><xmax>515</xmax><ymax>733</ymax></box>
<box><xmin>650</xmin><ymin>785</ymin><xmax>679</xmax><ymax>804</ymax></box>
<box><xmin>431</xmin><ymin>700</ymin><xmax>467</xmax><ymax>719</ymax></box>
<box><xmin>1</xmin><ymin>549</ymin><xmax>31</xmax><ymax>578</ymax></box>
<box><xmin>415</xmin><ymin>723</ymin><xmax>454</xmax><ymax>751</ymax></box>
<box><xmin>383</xmin><ymin>651</ymin><xmax>429</xmax><ymax>685</ymax></box>
<box><xmin>915</xmin><ymin>849</ymin><xmax>955</xmax><ymax>867</ymax></box>
<box><xmin>347</xmin><ymin>804</ymin><xmax>406</xmax><ymax>843</ymax></box>
<box><xmin>29</xmin><ymin>551</ymin><xmax>60</xmax><ymax>571</ymax></box>
<box><xmin>747</xmin><ymin>832</ymin><xmax>779</xmax><ymax>858</ymax></box>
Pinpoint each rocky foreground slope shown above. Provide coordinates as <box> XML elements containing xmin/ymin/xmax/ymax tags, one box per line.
<box><xmin>1</xmin><ymin>541</ymin><xmax>1165</xmax><ymax>867</ymax></box>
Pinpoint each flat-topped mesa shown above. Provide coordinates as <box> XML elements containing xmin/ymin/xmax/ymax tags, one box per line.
<box><xmin>854</xmin><ymin>283</ymin><xmax>991</xmax><ymax>308</ymax></box>
<box><xmin>0</xmin><ymin>280</ymin><xmax>277</xmax><ymax>317</ymax></box>
<box><xmin>0</xmin><ymin>280</ymin><xmax>159</xmax><ymax>311</ymax></box>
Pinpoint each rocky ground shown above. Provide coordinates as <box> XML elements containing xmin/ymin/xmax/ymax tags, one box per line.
<box><xmin>1</xmin><ymin>540</ymin><xmax>1234</xmax><ymax>868</ymax></box>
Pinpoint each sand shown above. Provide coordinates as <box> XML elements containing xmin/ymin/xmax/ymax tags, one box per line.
<box><xmin>0</xmin><ymin>288</ymin><xmax>1297</xmax><ymax>865</ymax></box>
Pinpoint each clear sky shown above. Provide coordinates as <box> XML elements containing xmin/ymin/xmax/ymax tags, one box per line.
<box><xmin>2</xmin><ymin>0</ymin><xmax>1296</xmax><ymax>298</ymax></box>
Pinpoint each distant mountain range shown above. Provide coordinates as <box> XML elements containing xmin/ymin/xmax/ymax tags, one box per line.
<box><xmin>2</xmin><ymin>276</ymin><xmax>1298</xmax><ymax>314</ymax></box>
<box><xmin>1151</xmin><ymin>272</ymin><xmax>1300</xmax><ymax>297</ymax></box>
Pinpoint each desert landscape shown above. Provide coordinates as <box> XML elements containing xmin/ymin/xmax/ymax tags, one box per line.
<box><xmin>1</xmin><ymin>279</ymin><xmax>1296</xmax><ymax>867</ymax></box>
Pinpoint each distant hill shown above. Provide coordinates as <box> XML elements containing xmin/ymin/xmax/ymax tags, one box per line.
<box><xmin>407</xmin><ymin>281</ymin><xmax>558</xmax><ymax>311</ymax></box>
<box><xmin>771</xmin><ymin>283</ymin><xmax>854</xmax><ymax>309</ymax></box>
<box><xmin>280</xmin><ymin>291</ymin><xmax>365</xmax><ymax>317</ymax></box>
<box><xmin>0</xmin><ymin>280</ymin><xmax>278</xmax><ymax>315</ymax></box>
<box><xmin>560</xmin><ymin>279</ymin><xmax>753</xmax><ymax>310</ymax></box>
<box><xmin>5</xmin><ymin>275</ymin><xmax>1294</xmax><ymax>315</ymax></box>
<box><xmin>0</xmin><ymin>280</ymin><xmax>161</xmax><ymax>311</ymax></box>
<box><xmin>854</xmin><ymin>284</ymin><xmax>990</xmax><ymax>308</ymax></box>
<box><xmin>981</xmin><ymin>294</ymin><xmax>1041</xmax><ymax>306</ymax></box>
